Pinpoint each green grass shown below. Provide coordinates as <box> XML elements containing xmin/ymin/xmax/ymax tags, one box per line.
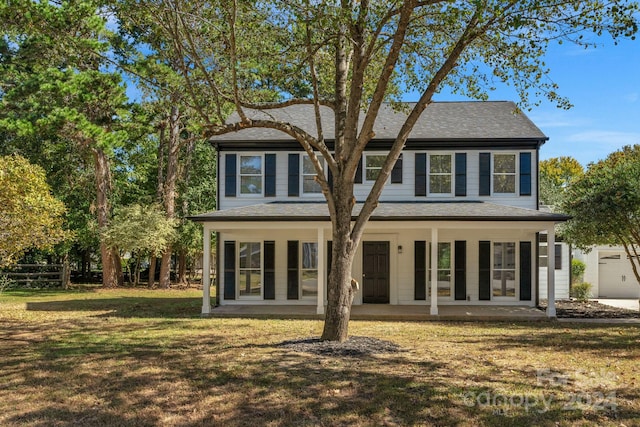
<box><xmin>1</xmin><ymin>287</ymin><xmax>639</xmax><ymax>426</ymax></box>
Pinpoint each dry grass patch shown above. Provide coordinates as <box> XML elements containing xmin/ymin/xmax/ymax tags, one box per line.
<box><xmin>1</xmin><ymin>288</ymin><xmax>639</xmax><ymax>426</ymax></box>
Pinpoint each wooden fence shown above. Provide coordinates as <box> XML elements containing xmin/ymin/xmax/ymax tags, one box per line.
<box><xmin>2</xmin><ymin>263</ymin><xmax>70</xmax><ymax>288</ymax></box>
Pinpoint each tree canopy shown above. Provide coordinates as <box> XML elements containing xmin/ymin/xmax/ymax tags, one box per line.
<box><xmin>563</xmin><ymin>145</ymin><xmax>640</xmax><ymax>285</ymax></box>
<box><xmin>539</xmin><ymin>156</ymin><xmax>584</xmax><ymax>207</ymax></box>
<box><xmin>0</xmin><ymin>155</ymin><xmax>69</xmax><ymax>268</ymax></box>
<box><xmin>123</xmin><ymin>0</ymin><xmax>638</xmax><ymax>340</ymax></box>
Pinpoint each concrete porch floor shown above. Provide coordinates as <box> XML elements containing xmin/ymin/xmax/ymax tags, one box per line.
<box><xmin>208</xmin><ymin>304</ymin><xmax>549</xmax><ymax>321</ymax></box>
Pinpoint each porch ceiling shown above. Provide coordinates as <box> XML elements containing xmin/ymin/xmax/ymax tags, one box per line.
<box><xmin>189</xmin><ymin>201</ymin><xmax>570</xmax><ymax>223</ymax></box>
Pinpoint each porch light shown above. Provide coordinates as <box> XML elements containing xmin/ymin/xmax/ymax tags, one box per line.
<box><xmin>398</xmin><ymin>245</ymin><xmax>403</xmax><ymax>254</ymax></box>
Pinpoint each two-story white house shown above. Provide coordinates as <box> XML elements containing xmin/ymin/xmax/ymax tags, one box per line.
<box><xmin>191</xmin><ymin>101</ymin><xmax>568</xmax><ymax>317</ymax></box>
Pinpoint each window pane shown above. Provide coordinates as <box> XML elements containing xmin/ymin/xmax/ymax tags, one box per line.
<box><xmin>240</xmin><ymin>156</ymin><xmax>262</xmax><ymax>174</ymax></box>
<box><xmin>437</xmin><ymin>243</ymin><xmax>451</xmax><ymax>269</ymax></box>
<box><xmin>494</xmin><ymin>175</ymin><xmax>515</xmax><ymax>193</ymax></box>
<box><xmin>301</xmin><ymin>270</ymin><xmax>318</xmax><ymax>297</ymax></box>
<box><xmin>241</xmin><ymin>176</ymin><xmax>262</xmax><ymax>194</ymax></box>
<box><xmin>366</xmin><ymin>155</ymin><xmax>386</xmax><ymax>168</ymax></box>
<box><xmin>239</xmin><ymin>243</ymin><xmax>248</xmax><ymax>269</ymax></box>
<box><xmin>239</xmin><ymin>270</ymin><xmax>262</xmax><ymax>296</ymax></box>
<box><xmin>430</xmin><ymin>155</ymin><xmax>451</xmax><ymax>173</ymax></box>
<box><xmin>303</xmin><ymin>156</ymin><xmax>324</xmax><ymax>174</ymax></box>
<box><xmin>302</xmin><ymin>243</ymin><xmax>318</xmax><ymax>269</ymax></box>
<box><xmin>437</xmin><ymin>270</ymin><xmax>451</xmax><ymax>296</ymax></box>
<box><xmin>366</xmin><ymin>155</ymin><xmax>386</xmax><ymax>181</ymax></box>
<box><xmin>249</xmin><ymin>242</ymin><xmax>261</xmax><ymax>268</ymax></box>
<box><xmin>430</xmin><ymin>175</ymin><xmax>451</xmax><ymax>194</ymax></box>
<box><xmin>494</xmin><ymin>154</ymin><xmax>515</xmax><ymax>173</ymax></box>
<box><xmin>494</xmin><ymin>243</ymin><xmax>504</xmax><ymax>269</ymax></box>
<box><xmin>505</xmin><ymin>243</ymin><xmax>516</xmax><ymax>269</ymax></box>
<box><xmin>303</xmin><ymin>176</ymin><xmax>322</xmax><ymax>193</ymax></box>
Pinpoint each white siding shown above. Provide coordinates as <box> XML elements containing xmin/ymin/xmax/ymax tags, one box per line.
<box><xmin>539</xmin><ymin>242</ymin><xmax>570</xmax><ymax>299</ymax></box>
<box><xmin>220</xmin><ymin>149</ymin><xmax>538</xmax><ymax>210</ymax></box>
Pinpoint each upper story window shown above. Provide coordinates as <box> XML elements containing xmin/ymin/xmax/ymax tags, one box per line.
<box><xmin>302</xmin><ymin>155</ymin><xmax>324</xmax><ymax>194</ymax></box>
<box><xmin>493</xmin><ymin>154</ymin><xmax>516</xmax><ymax>194</ymax></box>
<box><xmin>429</xmin><ymin>154</ymin><xmax>452</xmax><ymax>194</ymax></box>
<box><xmin>365</xmin><ymin>154</ymin><xmax>387</xmax><ymax>182</ymax></box>
<box><xmin>239</xmin><ymin>155</ymin><xmax>263</xmax><ymax>195</ymax></box>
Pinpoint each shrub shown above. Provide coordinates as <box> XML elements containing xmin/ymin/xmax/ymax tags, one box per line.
<box><xmin>0</xmin><ymin>274</ymin><xmax>15</xmax><ymax>293</ymax></box>
<box><xmin>571</xmin><ymin>259</ymin><xmax>586</xmax><ymax>284</ymax></box>
<box><xmin>571</xmin><ymin>282</ymin><xmax>592</xmax><ymax>302</ymax></box>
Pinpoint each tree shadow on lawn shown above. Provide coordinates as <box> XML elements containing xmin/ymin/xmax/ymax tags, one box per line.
<box><xmin>3</xmin><ymin>319</ymin><xmax>639</xmax><ymax>426</ymax></box>
<box><xmin>463</xmin><ymin>322</ymin><xmax>640</xmax><ymax>357</ymax></box>
<box><xmin>25</xmin><ymin>297</ymin><xmax>204</xmax><ymax>319</ymax></box>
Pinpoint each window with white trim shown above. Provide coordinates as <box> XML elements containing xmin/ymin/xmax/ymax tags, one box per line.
<box><xmin>365</xmin><ymin>154</ymin><xmax>387</xmax><ymax>182</ymax></box>
<box><xmin>429</xmin><ymin>154</ymin><xmax>452</xmax><ymax>194</ymax></box>
<box><xmin>239</xmin><ymin>155</ymin><xmax>263</xmax><ymax>195</ymax></box>
<box><xmin>428</xmin><ymin>242</ymin><xmax>452</xmax><ymax>297</ymax></box>
<box><xmin>493</xmin><ymin>153</ymin><xmax>516</xmax><ymax>194</ymax></box>
<box><xmin>238</xmin><ymin>242</ymin><xmax>261</xmax><ymax>297</ymax></box>
<box><xmin>300</xmin><ymin>242</ymin><xmax>318</xmax><ymax>297</ymax></box>
<box><xmin>493</xmin><ymin>242</ymin><xmax>516</xmax><ymax>297</ymax></box>
<box><xmin>302</xmin><ymin>155</ymin><xmax>324</xmax><ymax>194</ymax></box>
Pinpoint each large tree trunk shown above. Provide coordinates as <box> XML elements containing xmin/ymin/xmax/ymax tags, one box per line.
<box><xmin>94</xmin><ymin>148</ymin><xmax>123</xmax><ymax>288</ymax></box>
<box><xmin>321</xmin><ymin>183</ymin><xmax>359</xmax><ymax>342</ymax></box>
<box><xmin>159</xmin><ymin>105</ymin><xmax>180</xmax><ymax>288</ymax></box>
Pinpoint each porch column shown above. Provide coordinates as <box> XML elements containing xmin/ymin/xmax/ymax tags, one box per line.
<box><xmin>430</xmin><ymin>227</ymin><xmax>439</xmax><ymax>315</ymax></box>
<box><xmin>317</xmin><ymin>227</ymin><xmax>325</xmax><ymax>315</ymax></box>
<box><xmin>546</xmin><ymin>225</ymin><xmax>556</xmax><ymax>318</ymax></box>
<box><xmin>201</xmin><ymin>226</ymin><xmax>212</xmax><ymax>316</ymax></box>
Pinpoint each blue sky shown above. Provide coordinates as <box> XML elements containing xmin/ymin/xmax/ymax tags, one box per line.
<box><xmin>431</xmin><ymin>37</ymin><xmax>640</xmax><ymax>166</ymax></box>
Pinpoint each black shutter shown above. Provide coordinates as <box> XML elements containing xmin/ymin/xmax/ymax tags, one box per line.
<box><xmin>479</xmin><ymin>153</ymin><xmax>491</xmax><ymax>196</ymax></box>
<box><xmin>455</xmin><ymin>153</ymin><xmax>467</xmax><ymax>197</ymax></box>
<box><xmin>225</xmin><ymin>154</ymin><xmax>236</xmax><ymax>197</ymax></box>
<box><xmin>288</xmin><ymin>153</ymin><xmax>299</xmax><ymax>196</ymax></box>
<box><xmin>414</xmin><ymin>241</ymin><xmax>426</xmax><ymax>300</ymax></box>
<box><xmin>287</xmin><ymin>240</ymin><xmax>299</xmax><ymax>299</ymax></box>
<box><xmin>454</xmin><ymin>241</ymin><xmax>467</xmax><ymax>300</ymax></box>
<box><xmin>327</xmin><ymin>168</ymin><xmax>333</xmax><ymax>193</ymax></box>
<box><xmin>415</xmin><ymin>153</ymin><xmax>427</xmax><ymax>196</ymax></box>
<box><xmin>555</xmin><ymin>244</ymin><xmax>562</xmax><ymax>270</ymax></box>
<box><xmin>264</xmin><ymin>241</ymin><xmax>275</xmax><ymax>299</ymax></box>
<box><xmin>355</xmin><ymin>156</ymin><xmax>363</xmax><ymax>183</ymax></box>
<box><xmin>520</xmin><ymin>241</ymin><xmax>532</xmax><ymax>301</ymax></box>
<box><xmin>223</xmin><ymin>241</ymin><xmax>236</xmax><ymax>300</ymax></box>
<box><xmin>479</xmin><ymin>240</ymin><xmax>491</xmax><ymax>300</ymax></box>
<box><xmin>519</xmin><ymin>152</ymin><xmax>532</xmax><ymax>196</ymax></box>
<box><xmin>391</xmin><ymin>154</ymin><xmax>403</xmax><ymax>183</ymax></box>
<box><xmin>265</xmin><ymin>154</ymin><xmax>276</xmax><ymax>197</ymax></box>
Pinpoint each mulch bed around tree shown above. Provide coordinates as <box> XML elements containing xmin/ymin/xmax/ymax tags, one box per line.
<box><xmin>539</xmin><ymin>299</ymin><xmax>639</xmax><ymax>319</ymax></box>
<box><xmin>278</xmin><ymin>336</ymin><xmax>403</xmax><ymax>357</ymax></box>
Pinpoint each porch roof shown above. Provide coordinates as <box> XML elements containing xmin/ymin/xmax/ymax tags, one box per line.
<box><xmin>189</xmin><ymin>201</ymin><xmax>570</xmax><ymax>223</ymax></box>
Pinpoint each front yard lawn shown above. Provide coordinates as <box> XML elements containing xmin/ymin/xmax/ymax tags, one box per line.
<box><xmin>1</xmin><ymin>287</ymin><xmax>638</xmax><ymax>426</ymax></box>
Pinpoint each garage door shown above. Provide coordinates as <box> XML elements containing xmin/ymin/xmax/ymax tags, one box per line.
<box><xmin>598</xmin><ymin>252</ymin><xmax>640</xmax><ymax>298</ymax></box>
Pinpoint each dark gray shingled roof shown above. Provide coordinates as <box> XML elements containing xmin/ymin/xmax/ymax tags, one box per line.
<box><xmin>209</xmin><ymin>101</ymin><xmax>547</xmax><ymax>142</ymax></box>
<box><xmin>190</xmin><ymin>201</ymin><xmax>569</xmax><ymax>223</ymax></box>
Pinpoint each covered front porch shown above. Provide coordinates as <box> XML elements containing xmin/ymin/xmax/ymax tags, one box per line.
<box><xmin>206</xmin><ymin>303</ymin><xmax>548</xmax><ymax>321</ymax></box>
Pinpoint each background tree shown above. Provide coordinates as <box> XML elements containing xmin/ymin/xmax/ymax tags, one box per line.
<box><xmin>0</xmin><ymin>155</ymin><xmax>69</xmax><ymax>268</ymax></box>
<box><xmin>115</xmin><ymin>0</ymin><xmax>638</xmax><ymax>341</ymax></box>
<box><xmin>563</xmin><ymin>145</ymin><xmax>640</xmax><ymax>297</ymax></box>
<box><xmin>101</xmin><ymin>204</ymin><xmax>177</xmax><ymax>285</ymax></box>
<box><xmin>539</xmin><ymin>156</ymin><xmax>584</xmax><ymax>207</ymax></box>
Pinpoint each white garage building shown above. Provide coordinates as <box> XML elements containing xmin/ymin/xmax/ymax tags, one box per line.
<box><xmin>577</xmin><ymin>246</ymin><xmax>640</xmax><ymax>299</ymax></box>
